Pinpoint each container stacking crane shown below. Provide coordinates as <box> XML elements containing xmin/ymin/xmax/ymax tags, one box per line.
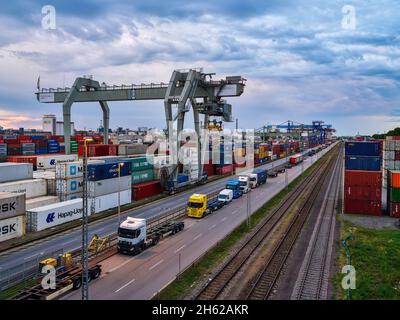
<box><xmin>35</xmin><ymin>69</ymin><xmax>246</xmax><ymax>190</ymax></box>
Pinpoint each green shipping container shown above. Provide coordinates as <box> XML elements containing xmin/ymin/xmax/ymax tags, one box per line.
<box><xmin>123</xmin><ymin>156</ymin><xmax>153</xmax><ymax>172</ymax></box>
<box><xmin>389</xmin><ymin>187</ymin><xmax>400</xmax><ymax>202</ymax></box>
<box><xmin>131</xmin><ymin>169</ymin><xmax>154</xmax><ymax>185</ymax></box>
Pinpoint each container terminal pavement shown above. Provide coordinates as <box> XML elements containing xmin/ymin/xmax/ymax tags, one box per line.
<box><xmin>0</xmin><ymin>144</ymin><xmax>335</xmax><ymax>297</ymax></box>
<box><xmin>57</xmin><ymin>145</ymin><xmax>335</xmax><ymax>300</ymax></box>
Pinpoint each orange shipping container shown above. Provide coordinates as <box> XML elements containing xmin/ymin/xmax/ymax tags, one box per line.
<box><xmin>389</xmin><ymin>170</ymin><xmax>400</xmax><ymax>188</ymax></box>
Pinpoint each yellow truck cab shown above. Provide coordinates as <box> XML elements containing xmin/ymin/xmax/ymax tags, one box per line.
<box><xmin>187</xmin><ymin>194</ymin><xmax>207</xmax><ymax>218</ymax></box>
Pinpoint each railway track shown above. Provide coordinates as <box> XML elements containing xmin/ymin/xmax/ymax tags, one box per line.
<box><xmin>291</xmin><ymin>145</ymin><xmax>343</xmax><ymax>300</ymax></box>
<box><xmin>245</xmin><ymin>144</ymin><xmax>339</xmax><ymax>300</ymax></box>
<box><xmin>194</xmin><ymin>145</ymin><xmax>338</xmax><ymax>300</ymax></box>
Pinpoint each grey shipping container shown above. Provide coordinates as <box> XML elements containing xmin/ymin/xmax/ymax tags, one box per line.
<box><xmin>118</xmin><ymin>144</ymin><xmax>148</xmax><ymax>156</ymax></box>
<box><xmin>0</xmin><ymin>163</ymin><xmax>33</xmax><ymax>183</ymax></box>
<box><xmin>0</xmin><ymin>192</ymin><xmax>26</xmax><ymax>220</ymax></box>
<box><xmin>88</xmin><ymin>175</ymin><xmax>131</xmax><ymax>197</ymax></box>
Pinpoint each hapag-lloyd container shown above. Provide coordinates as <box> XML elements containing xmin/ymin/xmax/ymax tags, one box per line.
<box><xmin>0</xmin><ymin>192</ymin><xmax>26</xmax><ymax>220</ymax></box>
<box><xmin>87</xmin><ymin>189</ymin><xmax>131</xmax><ymax>214</ymax></box>
<box><xmin>345</xmin><ymin>141</ymin><xmax>382</xmax><ymax>156</ymax></box>
<box><xmin>87</xmin><ymin>161</ymin><xmax>131</xmax><ymax>181</ymax></box>
<box><xmin>131</xmin><ymin>181</ymin><xmax>163</xmax><ymax>201</ymax></box>
<box><xmin>0</xmin><ymin>162</ymin><xmax>33</xmax><ymax>183</ymax></box>
<box><xmin>0</xmin><ymin>179</ymin><xmax>47</xmax><ymax>199</ymax></box>
<box><xmin>344</xmin><ymin>170</ymin><xmax>382</xmax><ymax>187</ymax></box>
<box><xmin>88</xmin><ymin>175</ymin><xmax>131</xmax><ymax>197</ymax></box>
<box><xmin>345</xmin><ymin>186</ymin><xmax>382</xmax><ymax>201</ymax></box>
<box><xmin>344</xmin><ymin>198</ymin><xmax>382</xmax><ymax>216</ymax></box>
<box><xmin>27</xmin><ymin>198</ymin><xmax>84</xmax><ymax>232</ymax></box>
<box><xmin>345</xmin><ymin>156</ymin><xmax>381</xmax><ymax>171</ymax></box>
<box><xmin>26</xmin><ymin>196</ymin><xmax>59</xmax><ymax>210</ymax></box>
<box><xmin>36</xmin><ymin>154</ymin><xmax>79</xmax><ymax>169</ymax></box>
<box><xmin>0</xmin><ymin>215</ymin><xmax>25</xmax><ymax>242</ymax></box>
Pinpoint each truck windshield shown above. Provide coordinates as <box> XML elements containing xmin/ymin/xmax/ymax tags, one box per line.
<box><xmin>188</xmin><ymin>202</ymin><xmax>203</xmax><ymax>208</ymax></box>
<box><xmin>219</xmin><ymin>195</ymin><xmax>227</xmax><ymax>200</ymax></box>
<box><xmin>226</xmin><ymin>185</ymin><xmax>236</xmax><ymax>190</ymax></box>
<box><xmin>249</xmin><ymin>177</ymin><xmax>256</xmax><ymax>182</ymax></box>
<box><xmin>118</xmin><ymin>227</ymin><xmax>140</xmax><ymax>239</ymax></box>
<box><xmin>239</xmin><ymin>181</ymin><xmax>247</xmax><ymax>186</ymax></box>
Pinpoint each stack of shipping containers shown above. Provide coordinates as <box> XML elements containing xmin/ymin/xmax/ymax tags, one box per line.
<box><xmin>383</xmin><ymin>136</ymin><xmax>400</xmax><ymax>217</ymax></box>
<box><xmin>86</xmin><ymin>161</ymin><xmax>132</xmax><ymax>213</ymax></box>
<box><xmin>0</xmin><ymin>192</ymin><xmax>26</xmax><ymax>243</ymax></box>
<box><xmin>344</xmin><ymin>141</ymin><xmax>383</xmax><ymax>216</ymax></box>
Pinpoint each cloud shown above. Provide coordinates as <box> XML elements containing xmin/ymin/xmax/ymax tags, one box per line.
<box><xmin>0</xmin><ymin>1</ymin><xmax>399</xmax><ymax>136</ymax></box>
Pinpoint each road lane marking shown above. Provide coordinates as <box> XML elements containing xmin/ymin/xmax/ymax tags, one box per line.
<box><xmin>109</xmin><ymin>257</ymin><xmax>135</xmax><ymax>273</ymax></box>
<box><xmin>208</xmin><ymin>224</ymin><xmax>217</xmax><ymax>231</ymax></box>
<box><xmin>63</xmin><ymin>239</ymin><xmax>75</xmax><ymax>245</ymax></box>
<box><xmin>186</xmin><ymin>222</ymin><xmax>195</xmax><ymax>229</ymax></box>
<box><xmin>174</xmin><ymin>245</ymin><xmax>186</xmax><ymax>253</ymax></box>
<box><xmin>24</xmin><ymin>253</ymin><xmax>39</xmax><ymax>260</ymax></box>
<box><xmin>231</xmin><ymin>209</ymin><xmax>239</xmax><ymax>215</ymax></box>
<box><xmin>115</xmin><ymin>278</ymin><xmax>136</xmax><ymax>293</ymax></box>
<box><xmin>221</xmin><ymin>217</ymin><xmax>227</xmax><ymax>222</ymax></box>
<box><xmin>193</xmin><ymin>233</ymin><xmax>202</xmax><ymax>241</ymax></box>
<box><xmin>149</xmin><ymin>259</ymin><xmax>164</xmax><ymax>271</ymax></box>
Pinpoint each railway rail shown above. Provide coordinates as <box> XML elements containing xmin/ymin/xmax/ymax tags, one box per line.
<box><xmin>194</xmin><ymin>145</ymin><xmax>339</xmax><ymax>300</ymax></box>
<box><xmin>291</xmin><ymin>145</ymin><xmax>343</xmax><ymax>300</ymax></box>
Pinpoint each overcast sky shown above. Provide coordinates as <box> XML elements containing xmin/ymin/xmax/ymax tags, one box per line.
<box><xmin>0</xmin><ymin>1</ymin><xmax>399</xmax><ymax>135</ymax></box>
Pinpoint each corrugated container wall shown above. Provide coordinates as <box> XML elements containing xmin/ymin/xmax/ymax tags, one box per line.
<box><xmin>0</xmin><ymin>163</ymin><xmax>33</xmax><ymax>183</ymax></box>
<box><xmin>0</xmin><ymin>192</ymin><xmax>26</xmax><ymax>220</ymax></box>
<box><xmin>0</xmin><ymin>179</ymin><xmax>47</xmax><ymax>199</ymax></box>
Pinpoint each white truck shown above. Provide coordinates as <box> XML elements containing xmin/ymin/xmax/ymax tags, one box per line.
<box><xmin>117</xmin><ymin>217</ymin><xmax>184</xmax><ymax>255</ymax></box>
<box><xmin>238</xmin><ymin>175</ymin><xmax>251</xmax><ymax>194</ymax></box>
<box><xmin>218</xmin><ymin>189</ymin><xmax>233</xmax><ymax>204</ymax></box>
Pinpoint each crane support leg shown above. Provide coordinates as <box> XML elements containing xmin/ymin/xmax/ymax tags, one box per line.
<box><xmin>99</xmin><ymin>101</ymin><xmax>110</xmax><ymax>144</ymax></box>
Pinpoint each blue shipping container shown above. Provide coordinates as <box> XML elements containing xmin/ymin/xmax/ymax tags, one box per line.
<box><xmin>345</xmin><ymin>156</ymin><xmax>382</xmax><ymax>171</ymax></box>
<box><xmin>177</xmin><ymin>174</ymin><xmax>189</xmax><ymax>184</ymax></box>
<box><xmin>87</xmin><ymin>161</ymin><xmax>132</xmax><ymax>181</ymax></box>
<box><xmin>345</xmin><ymin>141</ymin><xmax>381</xmax><ymax>156</ymax></box>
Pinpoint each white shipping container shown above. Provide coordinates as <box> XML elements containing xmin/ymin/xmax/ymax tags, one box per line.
<box><xmin>0</xmin><ymin>215</ymin><xmax>25</xmax><ymax>242</ymax></box>
<box><xmin>56</xmin><ymin>178</ymin><xmax>84</xmax><ymax>195</ymax></box>
<box><xmin>0</xmin><ymin>179</ymin><xmax>47</xmax><ymax>199</ymax></box>
<box><xmin>55</xmin><ymin>160</ymin><xmax>104</xmax><ymax>179</ymax></box>
<box><xmin>88</xmin><ymin>175</ymin><xmax>131</xmax><ymax>197</ymax></box>
<box><xmin>27</xmin><ymin>198</ymin><xmax>83</xmax><ymax>232</ymax></box>
<box><xmin>60</xmin><ymin>192</ymin><xmax>83</xmax><ymax>201</ymax></box>
<box><xmin>118</xmin><ymin>144</ymin><xmax>148</xmax><ymax>155</ymax></box>
<box><xmin>88</xmin><ymin>189</ymin><xmax>131</xmax><ymax>214</ymax></box>
<box><xmin>0</xmin><ymin>192</ymin><xmax>26</xmax><ymax>220</ymax></box>
<box><xmin>0</xmin><ymin>163</ymin><xmax>33</xmax><ymax>183</ymax></box>
<box><xmin>26</xmin><ymin>196</ymin><xmax>59</xmax><ymax>210</ymax></box>
<box><xmin>36</xmin><ymin>155</ymin><xmax>79</xmax><ymax>170</ymax></box>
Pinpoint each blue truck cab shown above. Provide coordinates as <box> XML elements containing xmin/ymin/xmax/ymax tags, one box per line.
<box><xmin>225</xmin><ymin>180</ymin><xmax>243</xmax><ymax>199</ymax></box>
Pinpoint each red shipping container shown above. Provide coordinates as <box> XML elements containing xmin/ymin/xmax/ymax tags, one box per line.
<box><xmin>7</xmin><ymin>156</ymin><xmax>37</xmax><ymax>168</ymax></box>
<box><xmin>344</xmin><ymin>198</ymin><xmax>381</xmax><ymax>216</ymax></box>
<box><xmin>344</xmin><ymin>185</ymin><xmax>382</xmax><ymax>201</ymax></box>
<box><xmin>395</xmin><ymin>151</ymin><xmax>400</xmax><ymax>161</ymax></box>
<box><xmin>203</xmin><ymin>164</ymin><xmax>215</xmax><ymax>177</ymax></box>
<box><xmin>388</xmin><ymin>202</ymin><xmax>400</xmax><ymax>218</ymax></box>
<box><xmin>344</xmin><ymin>170</ymin><xmax>382</xmax><ymax>187</ymax></box>
<box><xmin>132</xmin><ymin>181</ymin><xmax>163</xmax><ymax>201</ymax></box>
<box><xmin>216</xmin><ymin>164</ymin><xmax>233</xmax><ymax>175</ymax></box>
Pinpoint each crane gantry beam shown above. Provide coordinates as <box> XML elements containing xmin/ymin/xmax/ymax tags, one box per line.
<box><xmin>35</xmin><ymin>69</ymin><xmax>246</xmax><ymax>187</ymax></box>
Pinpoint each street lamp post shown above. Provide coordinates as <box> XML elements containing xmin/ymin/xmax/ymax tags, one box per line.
<box><xmin>118</xmin><ymin>162</ymin><xmax>124</xmax><ymax>225</ymax></box>
<box><xmin>81</xmin><ymin>137</ymin><xmax>92</xmax><ymax>301</ymax></box>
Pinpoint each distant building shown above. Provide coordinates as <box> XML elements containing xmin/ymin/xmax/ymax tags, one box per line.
<box><xmin>42</xmin><ymin>114</ymin><xmax>74</xmax><ymax>135</ymax></box>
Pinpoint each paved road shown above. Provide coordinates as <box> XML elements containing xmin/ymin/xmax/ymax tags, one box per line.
<box><xmin>62</xmin><ymin>144</ymin><xmax>335</xmax><ymax>300</ymax></box>
<box><xmin>0</xmin><ymin>146</ymin><xmax>328</xmax><ymax>279</ymax></box>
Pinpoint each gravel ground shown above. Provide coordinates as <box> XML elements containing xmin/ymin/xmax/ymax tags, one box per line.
<box><xmin>340</xmin><ymin>214</ymin><xmax>400</xmax><ymax>230</ymax></box>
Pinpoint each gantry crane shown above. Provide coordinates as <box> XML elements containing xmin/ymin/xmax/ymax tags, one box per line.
<box><xmin>35</xmin><ymin>69</ymin><xmax>246</xmax><ymax>189</ymax></box>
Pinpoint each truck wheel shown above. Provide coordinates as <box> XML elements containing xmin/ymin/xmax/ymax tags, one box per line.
<box><xmin>92</xmin><ymin>268</ymin><xmax>101</xmax><ymax>279</ymax></box>
<box><xmin>72</xmin><ymin>277</ymin><xmax>82</xmax><ymax>290</ymax></box>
